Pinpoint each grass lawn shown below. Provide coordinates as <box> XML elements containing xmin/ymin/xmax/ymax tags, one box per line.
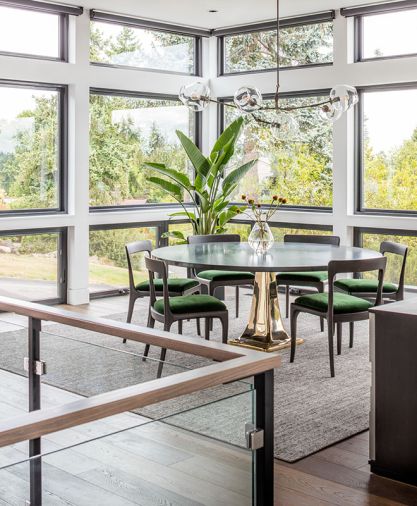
<box><xmin>89</xmin><ymin>261</ymin><xmax>147</xmax><ymax>287</ymax></box>
<box><xmin>0</xmin><ymin>253</ymin><xmax>56</xmax><ymax>281</ymax></box>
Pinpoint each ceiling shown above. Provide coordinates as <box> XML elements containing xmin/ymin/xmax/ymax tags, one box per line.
<box><xmin>67</xmin><ymin>0</ymin><xmax>383</xmax><ymax>29</ymax></box>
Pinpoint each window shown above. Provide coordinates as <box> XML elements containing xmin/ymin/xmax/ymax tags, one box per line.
<box><xmin>89</xmin><ymin>90</ymin><xmax>197</xmax><ymax>208</ymax></box>
<box><xmin>270</xmin><ymin>225</ymin><xmax>332</xmax><ymax>241</ymax></box>
<box><xmin>0</xmin><ymin>82</ymin><xmax>66</xmax><ymax>213</ymax></box>
<box><xmin>89</xmin><ymin>225</ymin><xmax>158</xmax><ymax>295</ymax></box>
<box><xmin>221</xmin><ymin>93</ymin><xmax>333</xmax><ymax>209</ymax></box>
<box><xmin>90</xmin><ymin>21</ymin><xmax>199</xmax><ymax>74</ymax></box>
<box><xmin>355</xmin><ymin>228</ymin><xmax>417</xmax><ymax>288</ymax></box>
<box><xmin>220</xmin><ymin>20</ymin><xmax>333</xmax><ymax>74</ymax></box>
<box><xmin>0</xmin><ymin>229</ymin><xmax>66</xmax><ymax>302</ymax></box>
<box><xmin>358</xmin><ymin>86</ymin><xmax>417</xmax><ymax>213</ymax></box>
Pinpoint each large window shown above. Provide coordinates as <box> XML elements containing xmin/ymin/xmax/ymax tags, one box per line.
<box><xmin>90</xmin><ymin>21</ymin><xmax>199</xmax><ymax>74</ymax></box>
<box><xmin>220</xmin><ymin>20</ymin><xmax>333</xmax><ymax>74</ymax></box>
<box><xmin>0</xmin><ymin>82</ymin><xmax>65</xmax><ymax>213</ymax></box>
<box><xmin>222</xmin><ymin>93</ymin><xmax>333</xmax><ymax>209</ymax></box>
<box><xmin>89</xmin><ymin>225</ymin><xmax>158</xmax><ymax>295</ymax></box>
<box><xmin>0</xmin><ymin>229</ymin><xmax>66</xmax><ymax>302</ymax></box>
<box><xmin>0</xmin><ymin>5</ymin><xmax>62</xmax><ymax>59</ymax></box>
<box><xmin>89</xmin><ymin>90</ymin><xmax>197</xmax><ymax>208</ymax></box>
<box><xmin>358</xmin><ymin>86</ymin><xmax>417</xmax><ymax>213</ymax></box>
<box><xmin>357</xmin><ymin>9</ymin><xmax>417</xmax><ymax>61</ymax></box>
<box><xmin>355</xmin><ymin>228</ymin><xmax>417</xmax><ymax>288</ymax></box>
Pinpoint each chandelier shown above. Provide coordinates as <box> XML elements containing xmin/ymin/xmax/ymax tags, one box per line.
<box><xmin>179</xmin><ymin>0</ymin><xmax>358</xmax><ymax>130</ymax></box>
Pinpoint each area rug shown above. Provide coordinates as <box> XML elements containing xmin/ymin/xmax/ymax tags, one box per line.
<box><xmin>0</xmin><ymin>293</ymin><xmax>371</xmax><ymax>462</ymax></box>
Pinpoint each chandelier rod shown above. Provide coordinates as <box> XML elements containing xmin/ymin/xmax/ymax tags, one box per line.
<box><xmin>274</xmin><ymin>0</ymin><xmax>280</xmax><ymax>111</ymax></box>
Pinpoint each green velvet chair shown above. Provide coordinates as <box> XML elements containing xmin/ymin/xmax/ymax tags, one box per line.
<box><xmin>290</xmin><ymin>256</ymin><xmax>387</xmax><ymax>377</ymax></box>
<box><xmin>187</xmin><ymin>234</ymin><xmax>254</xmax><ymax>319</ymax></box>
<box><xmin>145</xmin><ymin>256</ymin><xmax>229</xmax><ymax>378</ymax></box>
<box><xmin>122</xmin><ymin>240</ymin><xmax>200</xmax><ymax>346</ymax></box>
<box><xmin>335</xmin><ymin>241</ymin><xmax>408</xmax><ymax>303</ymax></box>
<box><xmin>276</xmin><ymin>234</ymin><xmax>341</xmax><ymax>331</ymax></box>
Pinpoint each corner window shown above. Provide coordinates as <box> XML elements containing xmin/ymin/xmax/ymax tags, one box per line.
<box><xmin>89</xmin><ymin>90</ymin><xmax>197</xmax><ymax>208</ymax></box>
<box><xmin>0</xmin><ymin>82</ymin><xmax>66</xmax><ymax>213</ymax></box>
<box><xmin>357</xmin><ymin>86</ymin><xmax>417</xmax><ymax>213</ymax></box>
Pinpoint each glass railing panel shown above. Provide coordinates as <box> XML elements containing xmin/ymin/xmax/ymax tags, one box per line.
<box><xmin>0</xmin><ymin>387</ymin><xmax>255</xmax><ymax>505</ymax></box>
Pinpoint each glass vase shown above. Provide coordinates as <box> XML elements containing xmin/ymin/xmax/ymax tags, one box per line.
<box><xmin>248</xmin><ymin>216</ymin><xmax>274</xmax><ymax>254</ymax></box>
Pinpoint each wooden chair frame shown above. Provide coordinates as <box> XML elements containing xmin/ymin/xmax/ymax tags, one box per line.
<box><xmin>187</xmin><ymin>234</ymin><xmax>254</xmax><ymax>320</ymax></box>
<box><xmin>290</xmin><ymin>256</ymin><xmax>387</xmax><ymax>378</ymax></box>
<box><xmin>277</xmin><ymin>234</ymin><xmax>341</xmax><ymax>331</ymax></box>
<box><xmin>146</xmin><ymin>256</ymin><xmax>229</xmax><ymax>378</ymax></box>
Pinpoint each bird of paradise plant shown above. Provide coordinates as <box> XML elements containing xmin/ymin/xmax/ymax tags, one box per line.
<box><xmin>144</xmin><ymin>117</ymin><xmax>257</xmax><ymax>242</ymax></box>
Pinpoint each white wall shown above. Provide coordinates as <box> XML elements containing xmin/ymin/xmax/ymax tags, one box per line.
<box><xmin>1</xmin><ymin>7</ymin><xmax>417</xmax><ymax>304</ymax></box>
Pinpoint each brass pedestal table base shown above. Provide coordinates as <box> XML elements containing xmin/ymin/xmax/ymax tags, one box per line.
<box><xmin>228</xmin><ymin>271</ymin><xmax>304</xmax><ymax>352</ymax></box>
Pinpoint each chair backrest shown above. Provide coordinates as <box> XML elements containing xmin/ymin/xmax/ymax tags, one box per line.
<box><xmin>144</xmin><ymin>256</ymin><xmax>171</xmax><ymax>318</ymax></box>
<box><xmin>380</xmin><ymin>241</ymin><xmax>408</xmax><ymax>299</ymax></box>
<box><xmin>328</xmin><ymin>256</ymin><xmax>387</xmax><ymax>316</ymax></box>
<box><xmin>187</xmin><ymin>234</ymin><xmax>241</xmax><ymax>244</ymax></box>
<box><xmin>125</xmin><ymin>240</ymin><xmax>153</xmax><ymax>291</ymax></box>
<box><xmin>284</xmin><ymin>234</ymin><xmax>340</xmax><ymax>246</ymax></box>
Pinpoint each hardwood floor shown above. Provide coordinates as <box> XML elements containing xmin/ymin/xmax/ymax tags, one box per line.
<box><xmin>0</xmin><ymin>294</ymin><xmax>416</xmax><ymax>505</ymax></box>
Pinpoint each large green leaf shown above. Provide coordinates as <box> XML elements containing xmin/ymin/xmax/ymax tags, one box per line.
<box><xmin>218</xmin><ymin>206</ymin><xmax>241</xmax><ymax>227</ymax></box>
<box><xmin>169</xmin><ymin>211</ymin><xmax>198</xmax><ymax>224</ymax></box>
<box><xmin>176</xmin><ymin>130</ymin><xmax>210</xmax><ymax>177</ymax></box>
<box><xmin>145</xmin><ymin>162</ymin><xmax>193</xmax><ymax>190</ymax></box>
<box><xmin>223</xmin><ymin>159</ymin><xmax>257</xmax><ymax>193</ymax></box>
<box><xmin>148</xmin><ymin>177</ymin><xmax>182</xmax><ymax>201</ymax></box>
<box><xmin>210</xmin><ymin>117</ymin><xmax>244</xmax><ymax>162</ymax></box>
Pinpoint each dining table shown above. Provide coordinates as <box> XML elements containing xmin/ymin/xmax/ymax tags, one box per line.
<box><xmin>152</xmin><ymin>241</ymin><xmax>382</xmax><ymax>352</ymax></box>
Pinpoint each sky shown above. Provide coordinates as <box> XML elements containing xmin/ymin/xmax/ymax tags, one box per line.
<box><xmin>0</xmin><ymin>6</ymin><xmax>416</xmax><ymax>156</ymax></box>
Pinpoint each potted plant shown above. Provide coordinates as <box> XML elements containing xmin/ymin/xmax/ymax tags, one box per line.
<box><xmin>145</xmin><ymin>117</ymin><xmax>256</xmax><ymax>242</ymax></box>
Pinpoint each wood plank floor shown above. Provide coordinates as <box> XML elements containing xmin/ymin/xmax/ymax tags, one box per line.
<box><xmin>0</xmin><ymin>294</ymin><xmax>416</xmax><ymax>505</ymax></box>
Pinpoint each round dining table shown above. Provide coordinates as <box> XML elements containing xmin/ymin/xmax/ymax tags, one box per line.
<box><xmin>152</xmin><ymin>242</ymin><xmax>382</xmax><ymax>352</ymax></box>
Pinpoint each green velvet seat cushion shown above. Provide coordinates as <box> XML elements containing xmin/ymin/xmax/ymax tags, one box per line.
<box><xmin>334</xmin><ymin>278</ymin><xmax>397</xmax><ymax>294</ymax></box>
<box><xmin>197</xmin><ymin>270</ymin><xmax>254</xmax><ymax>282</ymax></box>
<box><xmin>153</xmin><ymin>294</ymin><xmax>227</xmax><ymax>315</ymax></box>
<box><xmin>136</xmin><ymin>278</ymin><xmax>199</xmax><ymax>293</ymax></box>
<box><xmin>294</xmin><ymin>292</ymin><xmax>373</xmax><ymax>314</ymax></box>
<box><xmin>276</xmin><ymin>271</ymin><xmax>328</xmax><ymax>283</ymax></box>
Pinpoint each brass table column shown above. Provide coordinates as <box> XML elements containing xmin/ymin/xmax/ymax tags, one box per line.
<box><xmin>229</xmin><ymin>271</ymin><xmax>303</xmax><ymax>352</ymax></box>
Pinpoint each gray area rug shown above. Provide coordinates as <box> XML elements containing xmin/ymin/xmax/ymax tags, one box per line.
<box><xmin>0</xmin><ymin>293</ymin><xmax>371</xmax><ymax>462</ymax></box>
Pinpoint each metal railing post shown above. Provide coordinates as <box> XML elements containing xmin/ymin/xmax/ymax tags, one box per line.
<box><xmin>254</xmin><ymin>370</ymin><xmax>274</xmax><ymax>506</ymax></box>
<box><xmin>28</xmin><ymin>317</ymin><xmax>42</xmax><ymax>506</ymax></box>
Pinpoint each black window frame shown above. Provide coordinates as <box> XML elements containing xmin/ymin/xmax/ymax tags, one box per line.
<box><xmin>218</xmin><ymin>89</ymin><xmax>333</xmax><ymax>213</ymax></box>
<box><xmin>355</xmin><ymin>82</ymin><xmax>417</xmax><ymax>216</ymax></box>
<box><xmin>0</xmin><ymin>0</ymin><xmax>83</xmax><ymax>62</ymax></box>
<box><xmin>0</xmin><ymin>226</ymin><xmax>67</xmax><ymax>304</ymax></box>
<box><xmin>0</xmin><ymin>79</ymin><xmax>68</xmax><ymax>216</ymax></box>
<box><xmin>89</xmin><ymin>10</ymin><xmax>206</xmax><ymax>77</ymax></box>
<box><xmin>89</xmin><ymin>87</ymin><xmax>201</xmax><ymax>212</ymax></box>
<box><xmin>215</xmin><ymin>11</ymin><xmax>335</xmax><ymax>77</ymax></box>
<box><xmin>342</xmin><ymin>1</ymin><xmax>417</xmax><ymax>62</ymax></box>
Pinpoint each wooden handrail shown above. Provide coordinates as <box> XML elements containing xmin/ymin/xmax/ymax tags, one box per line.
<box><xmin>0</xmin><ymin>296</ymin><xmax>281</xmax><ymax>448</ymax></box>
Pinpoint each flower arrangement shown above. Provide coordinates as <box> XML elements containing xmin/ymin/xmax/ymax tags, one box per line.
<box><xmin>237</xmin><ymin>194</ymin><xmax>288</xmax><ymax>254</ymax></box>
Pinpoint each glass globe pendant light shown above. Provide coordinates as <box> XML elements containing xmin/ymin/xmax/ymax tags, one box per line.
<box><xmin>179</xmin><ymin>82</ymin><xmax>211</xmax><ymax>112</ymax></box>
<box><xmin>234</xmin><ymin>86</ymin><xmax>263</xmax><ymax>112</ymax></box>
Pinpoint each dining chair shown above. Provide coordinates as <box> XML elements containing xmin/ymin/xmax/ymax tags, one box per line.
<box><xmin>122</xmin><ymin>240</ymin><xmax>200</xmax><ymax>345</ymax></box>
<box><xmin>276</xmin><ymin>234</ymin><xmax>341</xmax><ymax>331</ymax></box>
<box><xmin>146</xmin><ymin>256</ymin><xmax>229</xmax><ymax>378</ymax></box>
<box><xmin>187</xmin><ymin>234</ymin><xmax>254</xmax><ymax>320</ymax></box>
<box><xmin>335</xmin><ymin>241</ymin><xmax>408</xmax><ymax>303</ymax></box>
<box><xmin>290</xmin><ymin>256</ymin><xmax>387</xmax><ymax>377</ymax></box>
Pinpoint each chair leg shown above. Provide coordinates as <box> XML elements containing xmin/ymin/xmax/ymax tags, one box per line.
<box><xmin>327</xmin><ymin>320</ymin><xmax>335</xmax><ymax>378</ymax></box>
<box><xmin>220</xmin><ymin>313</ymin><xmax>229</xmax><ymax>344</ymax></box>
<box><xmin>235</xmin><ymin>286</ymin><xmax>239</xmax><ymax>318</ymax></box>
<box><xmin>337</xmin><ymin>323</ymin><xmax>342</xmax><ymax>355</ymax></box>
<box><xmin>123</xmin><ymin>295</ymin><xmax>136</xmax><ymax>343</ymax></box>
<box><xmin>157</xmin><ymin>348</ymin><xmax>167</xmax><ymax>379</ymax></box>
<box><xmin>204</xmin><ymin>318</ymin><xmax>210</xmax><ymax>340</ymax></box>
<box><xmin>349</xmin><ymin>322</ymin><xmax>354</xmax><ymax>348</ymax></box>
<box><xmin>285</xmin><ymin>285</ymin><xmax>290</xmax><ymax>318</ymax></box>
<box><xmin>142</xmin><ymin>315</ymin><xmax>154</xmax><ymax>362</ymax></box>
<box><xmin>196</xmin><ymin>318</ymin><xmax>201</xmax><ymax>336</ymax></box>
<box><xmin>290</xmin><ymin>308</ymin><xmax>299</xmax><ymax>363</ymax></box>
<box><xmin>320</xmin><ymin>317</ymin><xmax>324</xmax><ymax>332</ymax></box>
<box><xmin>209</xmin><ymin>285</ymin><xmax>215</xmax><ymax>331</ymax></box>
<box><xmin>178</xmin><ymin>320</ymin><xmax>183</xmax><ymax>334</ymax></box>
